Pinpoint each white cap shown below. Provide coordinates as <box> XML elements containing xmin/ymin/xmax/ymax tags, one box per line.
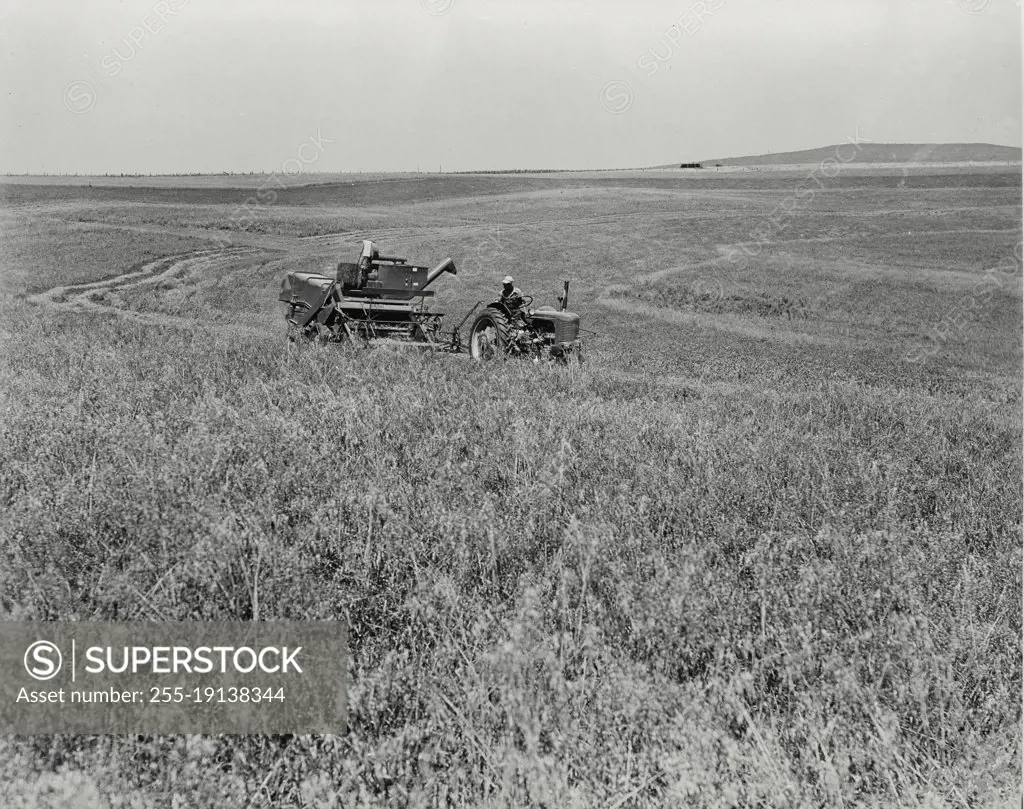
<box><xmin>502</xmin><ymin>275</ymin><xmax>514</xmax><ymax>285</ymax></box>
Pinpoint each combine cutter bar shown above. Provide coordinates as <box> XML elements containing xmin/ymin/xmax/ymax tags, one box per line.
<box><xmin>369</xmin><ymin>338</ymin><xmax>440</xmax><ymax>350</ymax></box>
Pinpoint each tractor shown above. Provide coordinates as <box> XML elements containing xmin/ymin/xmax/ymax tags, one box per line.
<box><xmin>456</xmin><ymin>282</ymin><xmax>582</xmax><ymax>363</ymax></box>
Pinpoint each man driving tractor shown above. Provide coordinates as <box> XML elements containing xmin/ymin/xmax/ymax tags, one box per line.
<box><xmin>500</xmin><ymin>275</ymin><xmax>525</xmax><ymax>314</ymax></box>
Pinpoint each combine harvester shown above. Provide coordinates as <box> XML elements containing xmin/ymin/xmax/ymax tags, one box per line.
<box><xmin>278</xmin><ymin>240</ymin><xmax>583</xmax><ymax>362</ymax></box>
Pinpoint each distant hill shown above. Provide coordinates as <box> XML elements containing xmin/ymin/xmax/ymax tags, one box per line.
<box><xmin>658</xmin><ymin>143</ymin><xmax>1021</xmax><ymax>168</ymax></box>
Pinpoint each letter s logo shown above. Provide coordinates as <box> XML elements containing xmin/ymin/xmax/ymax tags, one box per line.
<box><xmin>600</xmin><ymin>80</ymin><xmax>634</xmax><ymax>115</ymax></box>
<box><xmin>24</xmin><ymin>641</ymin><xmax>62</xmax><ymax>681</ymax></box>
<box><xmin>63</xmin><ymin>81</ymin><xmax>96</xmax><ymax>114</ymax></box>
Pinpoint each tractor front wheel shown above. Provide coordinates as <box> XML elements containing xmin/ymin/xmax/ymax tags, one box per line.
<box><xmin>469</xmin><ymin>307</ymin><xmax>512</xmax><ymax>360</ymax></box>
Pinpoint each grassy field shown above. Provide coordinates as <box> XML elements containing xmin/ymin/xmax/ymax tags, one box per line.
<box><xmin>0</xmin><ymin>168</ymin><xmax>1021</xmax><ymax>807</ymax></box>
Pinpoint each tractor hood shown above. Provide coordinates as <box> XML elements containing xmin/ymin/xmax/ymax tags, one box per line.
<box><xmin>530</xmin><ymin>308</ymin><xmax>580</xmax><ymax>344</ymax></box>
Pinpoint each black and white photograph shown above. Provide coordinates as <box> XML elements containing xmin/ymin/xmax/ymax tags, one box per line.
<box><xmin>0</xmin><ymin>0</ymin><xmax>1021</xmax><ymax>805</ymax></box>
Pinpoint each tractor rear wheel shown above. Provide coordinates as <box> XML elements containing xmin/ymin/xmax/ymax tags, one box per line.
<box><xmin>469</xmin><ymin>307</ymin><xmax>512</xmax><ymax>360</ymax></box>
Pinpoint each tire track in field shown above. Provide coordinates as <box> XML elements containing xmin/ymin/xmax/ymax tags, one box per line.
<box><xmin>595</xmin><ymin>227</ymin><xmax>1019</xmax><ymax>345</ymax></box>
<box><xmin>27</xmin><ymin>246</ymin><xmax>269</xmax><ymax>334</ymax></box>
<box><xmin>599</xmin><ymin>226</ymin><xmax>1021</xmax><ymax>300</ymax></box>
<box><xmin>28</xmin><ymin>247</ymin><xmax>257</xmax><ymax>307</ymax></box>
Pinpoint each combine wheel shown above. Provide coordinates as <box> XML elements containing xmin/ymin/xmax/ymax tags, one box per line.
<box><xmin>286</xmin><ymin>311</ymin><xmax>313</xmax><ymax>343</ymax></box>
<box><xmin>469</xmin><ymin>307</ymin><xmax>512</xmax><ymax>360</ymax></box>
<box><xmin>285</xmin><ymin>313</ymin><xmax>323</xmax><ymax>344</ymax></box>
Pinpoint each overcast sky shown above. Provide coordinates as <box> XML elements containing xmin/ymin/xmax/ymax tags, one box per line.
<box><xmin>1</xmin><ymin>0</ymin><xmax>1020</xmax><ymax>173</ymax></box>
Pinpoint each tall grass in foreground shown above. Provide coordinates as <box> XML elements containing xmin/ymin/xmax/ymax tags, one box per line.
<box><xmin>1</xmin><ymin>307</ymin><xmax>1019</xmax><ymax>807</ymax></box>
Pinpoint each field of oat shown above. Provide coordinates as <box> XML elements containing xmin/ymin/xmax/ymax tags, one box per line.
<box><xmin>0</xmin><ymin>167</ymin><xmax>1021</xmax><ymax>807</ymax></box>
